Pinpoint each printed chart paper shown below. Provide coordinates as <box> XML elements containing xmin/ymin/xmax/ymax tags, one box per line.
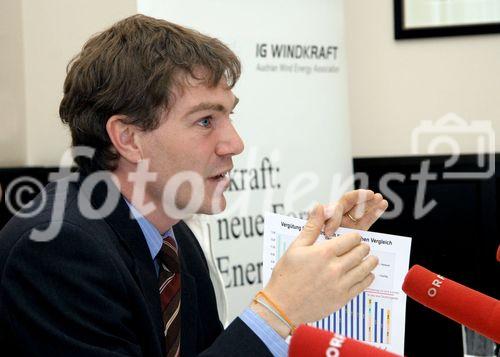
<box><xmin>263</xmin><ymin>213</ymin><xmax>412</xmax><ymax>355</ymax></box>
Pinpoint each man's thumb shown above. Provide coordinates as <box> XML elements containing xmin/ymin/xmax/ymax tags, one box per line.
<box><xmin>291</xmin><ymin>204</ymin><xmax>325</xmax><ymax>247</ymax></box>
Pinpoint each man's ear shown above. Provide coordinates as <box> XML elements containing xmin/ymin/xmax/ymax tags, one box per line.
<box><xmin>106</xmin><ymin>115</ymin><xmax>143</xmax><ymax>164</ymax></box>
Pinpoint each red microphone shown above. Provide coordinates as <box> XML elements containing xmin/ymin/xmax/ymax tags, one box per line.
<box><xmin>402</xmin><ymin>265</ymin><xmax>500</xmax><ymax>343</ymax></box>
<box><xmin>496</xmin><ymin>244</ymin><xmax>500</xmax><ymax>262</ymax></box>
<box><xmin>289</xmin><ymin>325</ymin><xmax>401</xmax><ymax>357</ymax></box>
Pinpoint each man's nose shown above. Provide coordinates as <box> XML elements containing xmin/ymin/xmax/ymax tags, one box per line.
<box><xmin>215</xmin><ymin>120</ymin><xmax>244</xmax><ymax>157</ymax></box>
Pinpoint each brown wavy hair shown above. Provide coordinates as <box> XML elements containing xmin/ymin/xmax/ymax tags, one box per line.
<box><xmin>60</xmin><ymin>14</ymin><xmax>241</xmax><ymax>174</ymax></box>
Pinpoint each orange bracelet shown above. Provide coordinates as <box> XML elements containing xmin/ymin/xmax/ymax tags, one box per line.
<box><xmin>255</xmin><ymin>290</ymin><xmax>296</xmax><ymax>334</ymax></box>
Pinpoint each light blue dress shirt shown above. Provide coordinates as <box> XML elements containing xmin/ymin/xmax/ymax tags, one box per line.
<box><xmin>125</xmin><ymin>201</ymin><xmax>288</xmax><ymax>356</ymax></box>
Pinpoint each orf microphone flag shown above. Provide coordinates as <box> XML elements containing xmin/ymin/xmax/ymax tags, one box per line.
<box><xmin>289</xmin><ymin>325</ymin><xmax>401</xmax><ymax>357</ymax></box>
<box><xmin>402</xmin><ymin>265</ymin><xmax>500</xmax><ymax>343</ymax></box>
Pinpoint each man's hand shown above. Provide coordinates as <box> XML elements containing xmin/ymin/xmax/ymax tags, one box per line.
<box><xmin>252</xmin><ymin>203</ymin><xmax>379</xmax><ymax>337</ymax></box>
<box><xmin>323</xmin><ymin>189</ymin><xmax>388</xmax><ymax>237</ymax></box>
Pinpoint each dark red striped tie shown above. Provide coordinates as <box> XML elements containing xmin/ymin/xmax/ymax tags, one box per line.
<box><xmin>157</xmin><ymin>235</ymin><xmax>181</xmax><ymax>357</ymax></box>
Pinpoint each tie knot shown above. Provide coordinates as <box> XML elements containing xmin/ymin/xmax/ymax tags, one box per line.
<box><xmin>158</xmin><ymin>236</ymin><xmax>180</xmax><ymax>273</ymax></box>
<box><xmin>163</xmin><ymin>235</ymin><xmax>177</xmax><ymax>251</ymax></box>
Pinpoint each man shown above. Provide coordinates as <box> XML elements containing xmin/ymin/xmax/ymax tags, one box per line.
<box><xmin>0</xmin><ymin>15</ymin><xmax>388</xmax><ymax>356</ymax></box>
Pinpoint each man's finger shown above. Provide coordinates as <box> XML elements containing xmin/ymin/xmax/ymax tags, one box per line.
<box><xmin>344</xmin><ymin>255</ymin><xmax>379</xmax><ymax>286</ymax></box>
<box><xmin>347</xmin><ymin>273</ymin><xmax>376</xmax><ymax>298</ymax></box>
<box><xmin>347</xmin><ymin>193</ymin><xmax>383</xmax><ymax>220</ymax></box>
<box><xmin>326</xmin><ymin>232</ymin><xmax>361</xmax><ymax>256</ymax></box>
<box><xmin>323</xmin><ymin>202</ymin><xmax>343</xmax><ymax>237</ymax></box>
<box><xmin>290</xmin><ymin>204</ymin><xmax>325</xmax><ymax>248</ymax></box>
<box><xmin>338</xmin><ymin>243</ymin><xmax>371</xmax><ymax>272</ymax></box>
<box><xmin>349</xmin><ymin>200</ymin><xmax>388</xmax><ymax>230</ymax></box>
<box><xmin>338</xmin><ymin>189</ymin><xmax>374</xmax><ymax>214</ymax></box>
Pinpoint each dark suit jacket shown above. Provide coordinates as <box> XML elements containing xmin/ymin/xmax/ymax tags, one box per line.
<box><xmin>0</xmin><ymin>174</ymin><xmax>272</xmax><ymax>356</ymax></box>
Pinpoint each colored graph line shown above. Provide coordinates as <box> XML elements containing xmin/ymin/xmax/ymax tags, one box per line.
<box><xmin>387</xmin><ymin>309</ymin><xmax>391</xmax><ymax>344</ymax></box>
<box><xmin>368</xmin><ymin>298</ymin><xmax>372</xmax><ymax>342</ymax></box>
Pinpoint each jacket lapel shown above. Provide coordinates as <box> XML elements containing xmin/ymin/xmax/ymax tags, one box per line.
<box><xmin>174</xmin><ymin>223</ymin><xmax>199</xmax><ymax>356</ymax></box>
<box><xmin>81</xmin><ymin>174</ymin><xmax>203</xmax><ymax>356</ymax></box>
<box><xmin>83</xmin><ymin>175</ymin><xmax>165</xmax><ymax>354</ymax></box>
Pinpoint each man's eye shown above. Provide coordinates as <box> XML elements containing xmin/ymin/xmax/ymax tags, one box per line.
<box><xmin>197</xmin><ymin>117</ymin><xmax>212</xmax><ymax>128</ymax></box>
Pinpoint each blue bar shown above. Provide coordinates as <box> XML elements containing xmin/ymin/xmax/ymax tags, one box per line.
<box><xmin>356</xmin><ymin>295</ymin><xmax>360</xmax><ymax>340</ymax></box>
<box><xmin>322</xmin><ymin>318</ymin><xmax>325</xmax><ymax>330</ymax></box>
<box><xmin>375</xmin><ymin>302</ymin><xmax>378</xmax><ymax>343</ymax></box>
<box><xmin>333</xmin><ymin>312</ymin><xmax>336</xmax><ymax>333</ymax></box>
<box><xmin>327</xmin><ymin>315</ymin><xmax>331</xmax><ymax>331</ymax></box>
<box><xmin>347</xmin><ymin>304</ymin><xmax>350</xmax><ymax>338</ymax></box>
<box><xmin>362</xmin><ymin>293</ymin><xmax>366</xmax><ymax>341</ymax></box>
<box><xmin>344</xmin><ymin>306</ymin><xmax>347</xmax><ymax>337</ymax></box>
<box><xmin>381</xmin><ymin>309</ymin><xmax>384</xmax><ymax>344</ymax></box>
<box><xmin>339</xmin><ymin>307</ymin><xmax>343</xmax><ymax>335</ymax></box>
<box><xmin>350</xmin><ymin>299</ymin><xmax>353</xmax><ymax>338</ymax></box>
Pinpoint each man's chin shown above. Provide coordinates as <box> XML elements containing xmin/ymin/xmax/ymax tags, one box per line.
<box><xmin>199</xmin><ymin>195</ymin><xmax>227</xmax><ymax>215</ymax></box>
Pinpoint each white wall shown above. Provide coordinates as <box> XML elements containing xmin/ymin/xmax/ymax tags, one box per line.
<box><xmin>23</xmin><ymin>0</ymin><xmax>137</xmax><ymax>165</ymax></box>
<box><xmin>0</xmin><ymin>0</ymin><xmax>137</xmax><ymax>167</ymax></box>
<box><xmin>1</xmin><ymin>0</ymin><xmax>499</xmax><ymax>165</ymax></box>
<box><xmin>345</xmin><ymin>0</ymin><xmax>500</xmax><ymax>157</ymax></box>
<box><xmin>0</xmin><ymin>0</ymin><xmax>26</xmax><ymax>166</ymax></box>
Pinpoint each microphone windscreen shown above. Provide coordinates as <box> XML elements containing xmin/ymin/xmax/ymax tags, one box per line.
<box><xmin>289</xmin><ymin>325</ymin><xmax>401</xmax><ymax>357</ymax></box>
<box><xmin>402</xmin><ymin>265</ymin><xmax>500</xmax><ymax>343</ymax></box>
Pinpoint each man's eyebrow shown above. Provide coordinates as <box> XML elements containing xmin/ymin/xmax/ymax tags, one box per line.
<box><xmin>186</xmin><ymin>96</ymin><xmax>239</xmax><ymax>116</ymax></box>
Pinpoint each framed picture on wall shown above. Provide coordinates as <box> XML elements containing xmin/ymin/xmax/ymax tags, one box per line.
<box><xmin>395</xmin><ymin>0</ymin><xmax>500</xmax><ymax>39</ymax></box>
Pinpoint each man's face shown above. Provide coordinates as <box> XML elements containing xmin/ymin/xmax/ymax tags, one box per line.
<box><xmin>139</xmin><ymin>76</ymin><xmax>244</xmax><ymax>216</ymax></box>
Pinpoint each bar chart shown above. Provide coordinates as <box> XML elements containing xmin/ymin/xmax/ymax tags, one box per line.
<box><xmin>309</xmin><ymin>292</ymin><xmax>393</xmax><ymax>344</ymax></box>
<box><xmin>270</xmin><ymin>233</ymin><xmax>395</xmax><ymax>346</ymax></box>
<box><xmin>263</xmin><ymin>212</ymin><xmax>412</xmax><ymax>355</ymax></box>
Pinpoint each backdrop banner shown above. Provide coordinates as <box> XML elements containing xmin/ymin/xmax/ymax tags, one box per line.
<box><xmin>138</xmin><ymin>0</ymin><xmax>353</xmax><ymax>323</ymax></box>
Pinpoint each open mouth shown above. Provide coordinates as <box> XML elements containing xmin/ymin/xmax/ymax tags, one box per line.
<box><xmin>209</xmin><ymin>171</ymin><xmax>230</xmax><ymax>181</ymax></box>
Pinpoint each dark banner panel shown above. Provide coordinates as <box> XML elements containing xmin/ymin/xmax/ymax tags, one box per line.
<box><xmin>0</xmin><ymin>167</ymin><xmax>60</xmax><ymax>229</ymax></box>
<box><xmin>1</xmin><ymin>154</ymin><xmax>498</xmax><ymax>356</ymax></box>
<box><xmin>354</xmin><ymin>154</ymin><xmax>499</xmax><ymax>357</ymax></box>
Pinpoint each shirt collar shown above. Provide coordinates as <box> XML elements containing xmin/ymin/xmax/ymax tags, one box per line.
<box><xmin>124</xmin><ymin>199</ymin><xmax>176</xmax><ymax>260</ymax></box>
